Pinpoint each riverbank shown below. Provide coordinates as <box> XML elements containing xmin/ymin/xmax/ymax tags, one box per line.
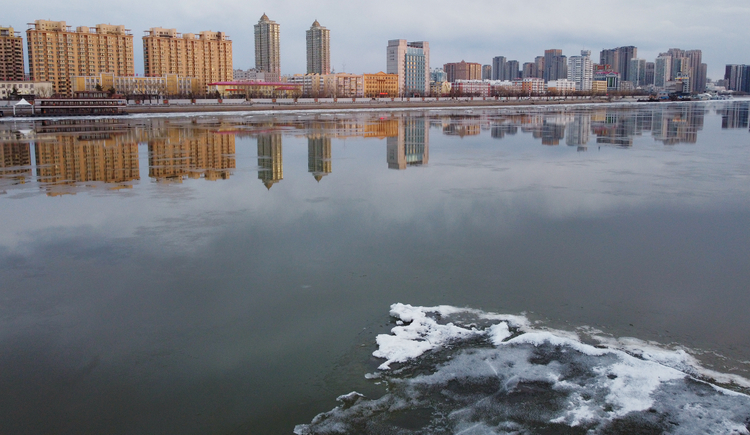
<box><xmin>121</xmin><ymin>96</ymin><xmax>614</xmax><ymax>114</ymax></box>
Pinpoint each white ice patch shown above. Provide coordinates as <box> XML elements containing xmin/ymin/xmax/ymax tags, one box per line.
<box><xmin>300</xmin><ymin>303</ymin><xmax>750</xmax><ymax>434</ymax></box>
<box><xmin>372</xmin><ymin>303</ymin><xmax>481</xmax><ymax>369</ymax></box>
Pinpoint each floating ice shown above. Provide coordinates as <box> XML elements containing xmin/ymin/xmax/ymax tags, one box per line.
<box><xmin>296</xmin><ymin>304</ymin><xmax>750</xmax><ymax>434</ymax></box>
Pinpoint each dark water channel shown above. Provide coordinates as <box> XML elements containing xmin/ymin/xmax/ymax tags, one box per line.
<box><xmin>1</xmin><ymin>101</ymin><xmax>749</xmax><ymax>434</ymax></box>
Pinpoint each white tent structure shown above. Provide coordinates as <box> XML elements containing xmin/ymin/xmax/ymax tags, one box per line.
<box><xmin>13</xmin><ymin>99</ymin><xmax>33</xmax><ymax>117</ymax></box>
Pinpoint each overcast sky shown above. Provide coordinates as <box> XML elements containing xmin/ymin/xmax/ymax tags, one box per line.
<box><xmin>5</xmin><ymin>0</ymin><xmax>749</xmax><ymax>79</ymax></box>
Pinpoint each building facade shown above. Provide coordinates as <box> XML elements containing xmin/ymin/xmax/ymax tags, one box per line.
<box><xmin>0</xmin><ymin>81</ymin><xmax>53</xmax><ymax>98</ymax></box>
<box><xmin>306</xmin><ymin>20</ymin><xmax>330</xmax><ymax>75</ymax></box>
<box><xmin>363</xmin><ymin>72</ymin><xmax>398</xmax><ymax>98</ymax></box>
<box><xmin>599</xmin><ymin>46</ymin><xmax>637</xmax><ymax>83</ymax></box>
<box><xmin>233</xmin><ymin>68</ymin><xmax>265</xmax><ymax>81</ymax></box>
<box><xmin>26</xmin><ymin>20</ymin><xmax>135</xmax><ymax>95</ymax></box>
<box><xmin>0</xmin><ymin>26</ymin><xmax>25</xmax><ymax>81</ymax></box>
<box><xmin>654</xmin><ymin>55</ymin><xmax>672</xmax><ymax>88</ymax></box>
<box><xmin>443</xmin><ymin>61</ymin><xmax>482</xmax><ymax>82</ymax></box>
<box><xmin>71</xmin><ymin>72</ymin><xmax>199</xmax><ymax>96</ymax></box>
<box><xmin>567</xmin><ymin>50</ymin><xmax>593</xmax><ymax>91</ymax></box>
<box><xmin>482</xmin><ymin>65</ymin><xmax>492</xmax><ymax>80</ymax></box>
<box><xmin>143</xmin><ymin>28</ymin><xmax>232</xmax><ymax>95</ymax></box>
<box><xmin>544</xmin><ymin>49</ymin><xmax>567</xmax><ymax>82</ymax></box>
<box><xmin>255</xmin><ymin>14</ymin><xmax>280</xmax><ymax>82</ymax></box>
<box><xmin>724</xmin><ymin>64</ymin><xmax>750</xmax><ymax>93</ymax></box>
<box><xmin>386</xmin><ymin>40</ymin><xmax>430</xmax><ymax>96</ymax></box>
<box><xmin>628</xmin><ymin>58</ymin><xmax>647</xmax><ymax>87</ymax></box>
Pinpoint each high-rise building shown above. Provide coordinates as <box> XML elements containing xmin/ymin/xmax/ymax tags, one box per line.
<box><xmin>724</xmin><ymin>64</ymin><xmax>750</xmax><ymax>92</ymax></box>
<box><xmin>663</xmin><ymin>48</ymin><xmax>706</xmax><ymax>93</ymax></box>
<box><xmin>534</xmin><ymin>56</ymin><xmax>545</xmax><ymax>79</ymax></box>
<box><xmin>505</xmin><ymin>60</ymin><xmax>520</xmax><ymax>80</ymax></box>
<box><xmin>142</xmin><ymin>28</ymin><xmax>232</xmax><ymax>93</ymax></box>
<box><xmin>0</xmin><ymin>26</ymin><xmax>24</xmax><ymax>81</ymax></box>
<box><xmin>255</xmin><ymin>14</ymin><xmax>280</xmax><ymax>82</ymax></box>
<box><xmin>27</xmin><ymin>20</ymin><xmax>134</xmax><ymax>95</ymax></box>
<box><xmin>492</xmin><ymin>56</ymin><xmax>506</xmax><ymax>80</ymax></box>
<box><xmin>645</xmin><ymin>62</ymin><xmax>655</xmax><ymax>86</ymax></box>
<box><xmin>628</xmin><ymin>58</ymin><xmax>647</xmax><ymax>87</ymax></box>
<box><xmin>654</xmin><ymin>55</ymin><xmax>672</xmax><ymax>88</ymax></box>
<box><xmin>443</xmin><ymin>61</ymin><xmax>481</xmax><ymax>82</ymax></box>
<box><xmin>599</xmin><ymin>46</ymin><xmax>637</xmax><ymax>82</ymax></box>
<box><xmin>522</xmin><ymin>62</ymin><xmax>535</xmax><ymax>78</ymax></box>
<box><xmin>544</xmin><ymin>49</ymin><xmax>567</xmax><ymax>82</ymax></box>
<box><xmin>306</xmin><ymin>20</ymin><xmax>330</xmax><ymax>75</ymax></box>
<box><xmin>387</xmin><ymin>39</ymin><xmax>429</xmax><ymax>96</ymax></box>
<box><xmin>567</xmin><ymin>50</ymin><xmax>593</xmax><ymax>91</ymax></box>
<box><xmin>482</xmin><ymin>65</ymin><xmax>492</xmax><ymax>80</ymax></box>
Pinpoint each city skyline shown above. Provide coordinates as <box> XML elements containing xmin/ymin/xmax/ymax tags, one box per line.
<box><xmin>2</xmin><ymin>0</ymin><xmax>748</xmax><ymax>80</ymax></box>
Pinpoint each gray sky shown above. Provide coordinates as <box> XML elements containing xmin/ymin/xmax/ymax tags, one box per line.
<box><xmin>5</xmin><ymin>0</ymin><xmax>749</xmax><ymax>79</ymax></box>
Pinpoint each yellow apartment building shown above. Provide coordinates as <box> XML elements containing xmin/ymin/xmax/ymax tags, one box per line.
<box><xmin>26</xmin><ymin>20</ymin><xmax>134</xmax><ymax>95</ymax></box>
<box><xmin>0</xmin><ymin>26</ymin><xmax>25</xmax><ymax>81</ymax></box>
<box><xmin>363</xmin><ymin>72</ymin><xmax>398</xmax><ymax>98</ymax></box>
<box><xmin>143</xmin><ymin>28</ymin><xmax>232</xmax><ymax>95</ymax></box>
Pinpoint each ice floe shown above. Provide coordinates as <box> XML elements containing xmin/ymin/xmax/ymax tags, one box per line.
<box><xmin>296</xmin><ymin>303</ymin><xmax>750</xmax><ymax>434</ymax></box>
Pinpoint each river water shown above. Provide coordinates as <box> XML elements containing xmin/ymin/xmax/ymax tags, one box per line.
<box><xmin>1</xmin><ymin>101</ymin><xmax>749</xmax><ymax>434</ymax></box>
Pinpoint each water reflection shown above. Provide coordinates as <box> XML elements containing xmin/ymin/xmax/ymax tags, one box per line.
<box><xmin>0</xmin><ymin>101</ymin><xmax>747</xmax><ymax>196</ymax></box>
<box><xmin>257</xmin><ymin>133</ymin><xmax>283</xmax><ymax>189</ymax></box>
<box><xmin>148</xmin><ymin>127</ymin><xmax>235</xmax><ymax>183</ymax></box>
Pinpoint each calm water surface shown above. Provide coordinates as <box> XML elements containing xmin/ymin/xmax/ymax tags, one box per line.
<box><xmin>1</xmin><ymin>101</ymin><xmax>749</xmax><ymax>434</ymax></box>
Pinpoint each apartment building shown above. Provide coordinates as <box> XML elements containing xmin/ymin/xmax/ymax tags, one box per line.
<box><xmin>26</xmin><ymin>20</ymin><xmax>134</xmax><ymax>95</ymax></box>
<box><xmin>143</xmin><ymin>27</ymin><xmax>232</xmax><ymax>94</ymax></box>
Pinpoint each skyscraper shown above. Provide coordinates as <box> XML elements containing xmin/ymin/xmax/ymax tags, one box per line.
<box><xmin>27</xmin><ymin>20</ymin><xmax>134</xmax><ymax>95</ymax></box>
<box><xmin>599</xmin><ymin>46</ymin><xmax>637</xmax><ymax>82</ymax></box>
<box><xmin>387</xmin><ymin>40</ymin><xmax>429</xmax><ymax>96</ymax></box>
<box><xmin>505</xmin><ymin>60</ymin><xmax>520</xmax><ymax>80</ymax></box>
<box><xmin>567</xmin><ymin>50</ymin><xmax>593</xmax><ymax>91</ymax></box>
<box><xmin>544</xmin><ymin>49</ymin><xmax>567</xmax><ymax>82</ymax></box>
<box><xmin>308</xmin><ymin>136</ymin><xmax>331</xmax><ymax>181</ymax></box>
<box><xmin>628</xmin><ymin>58</ymin><xmax>646</xmax><ymax>87</ymax></box>
<box><xmin>654</xmin><ymin>55</ymin><xmax>672</xmax><ymax>88</ymax></box>
<box><xmin>0</xmin><ymin>26</ymin><xmax>24</xmax><ymax>81</ymax></box>
<box><xmin>255</xmin><ymin>14</ymin><xmax>280</xmax><ymax>82</ymax></box>
<box><xmin>664</xmin><ymin>48</ymin><xmax>706</xmax><ymax>93</ymax></box>
<box><xmin>492</xmin><ymin>56</ymin><xmax>506</xmax><ymax>80</ymax></box>
<box><xmin>482</xmin><ymin>65</ymin><xmax>492</xmax><ymax>80</ymax></box>
<box><xmin>306</xmin><ymin>20</ymin><xmax>330</xmax><ymax>75</ymax></box>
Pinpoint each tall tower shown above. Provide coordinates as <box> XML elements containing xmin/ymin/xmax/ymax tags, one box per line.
<box><xmin>254</xmin><ymin>14</ymin><xmax>280</xmax><ymax>82</ymax></box>
<box><xmin>0</xmin><ymin>26</ymin><xmax>24</xmax><ymax>81</ymax></box>
<box><xmin>26</xmin><ymin>20</ymin><xmax>134</xmax><ymax>95</ymax></box>
<box><xmin>306</xmin><ymin>20</ymin><xmax>330</xmax><ymax>75</ymax></box>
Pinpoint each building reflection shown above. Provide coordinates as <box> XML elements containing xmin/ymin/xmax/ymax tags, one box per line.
<box><xmin>148</xmin><ymin>128</ymin><xmax>235</xmax><ymax>182</ymax></box>
<box><xmin>717</xmin><ymin>102</ymin><xmax>749</xmax><ymax>129</ymax></box>
<box><xmin>258</xmin><ymin>133</ymin><xmax>283</xmax><ymax>189</ymax></box>
<box><xmin>387</xmin><ymin>118</ymin><xmax>429</xmax><ymax>170</ymax></box>
<box><xmin>0</xmin><ymin>142</ymin><xmax>32</xmax><ymax>184</ymax></box>
<box><xmin>566</xmin><ymin>113</ymin><xmax>591</xmax><ymax>151</ymax></box>
<box><xmin>651</xmin><ymin>106</ymin><xmax>704</xmax><ymax>145</ymax></box>
<box><xmin>32</xmin><ymin>121</ymin><xmax>141</xmax><ymax>195</ymax></box>
<box><xmin>308</xmin><ymin>136</ymin><xmax>331</xmax><ymax>182</ymax></box>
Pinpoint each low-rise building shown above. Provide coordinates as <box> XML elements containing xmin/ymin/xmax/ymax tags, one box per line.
<box><xmin>514</xmin><ymin>78</ymin><xmax>546</xmax><ymax>94</ymax></box>
<box><xmin>233</xmin><ymin>68</ymin><xmax>266</xmax><ymax>81</ymax></box>
<box><xmin>72</xmin><ymin>72</ymin><xmax>200</xmax><ymax>97</ymax></box>
<box><xmin>591</xmin><ymin>80</ymin><xmax>608</xmax><ymax>93</ymax></box>
<box><xmin>363</xmin><ymin>72</ymin><xmax>398</xmax><ymax>98</ymax></box>
<box><xmin>547</xmin><ymin>79</ymin><xmax>577</xmax><ymax>95</ymax></box>
<box><xmin>208</xmin><ymin>81</ymin><xmax>302</xmax><ymax>98</ymax></box>
<box><xmin>430</xmin><ymin>81</ymin><xmax>451</xmax><ymax>96</ymax></box>
<box><xmin>0</xmin><ymin>81</ymin><xmax>53</xmax><ymax>98</ymax></box>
